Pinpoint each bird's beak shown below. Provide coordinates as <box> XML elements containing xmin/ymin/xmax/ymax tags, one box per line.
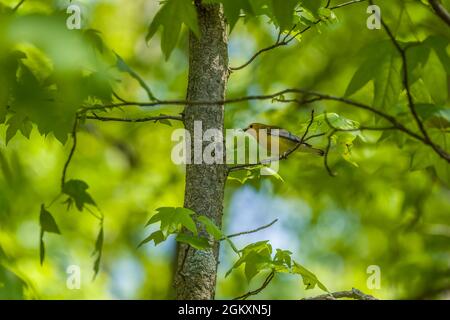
<box><xmin>241</xmin><ymin>126</ymin><xmax>249</xmax><ymax>132</ymax></box>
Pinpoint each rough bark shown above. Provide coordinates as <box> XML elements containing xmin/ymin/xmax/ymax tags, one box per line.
<box><xmin>174</xmin><ymin>1</ymin><xmax>228</xmax><ymax>300</ymax></box>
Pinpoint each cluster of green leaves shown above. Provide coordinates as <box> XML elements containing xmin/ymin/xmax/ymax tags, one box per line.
<box><xmin>147</xmin><ymin>0</ymin><xmax>336</xmax><ymax>59</ymax></box>
<box><xmin>0</xmin><ymin>4</ymin><xmax>161</xmax><ymax>283</ymax></box>
<box><xmin>305</xmin><ymin>113</ymin><xmax>363</xmax><ymax>167</ymax></box>
<box><xmin>62</xmin><ymin>179</ymin><xmax>96</xmax><ymax>211</ymax></box>
<box><xmin>0</xmin><ymin>245</ymin><xmax>34</xmax><ymax>299</ymax></box>
<box><xmin>140</xmin><ymin>206</ymin><xmax>328</xmax><ymax>296</ymax></box>
<box><xmin>139</xmin><ymin>207</ymin><xmax>222</xmax><ymax>250</ymax></box>
<box><xmin>38</xmin><ymin>179</ymin><xmax>103</xmax><ymax>277</ymax></box>
<box><xmin>0</xmin><ymin>8</ymin><xmax>154</xmax><ymax>146</ymax></box>
<box><xmin>0</xmin><ymin>11</ymin><xmax>115</xmax><ymax>144</ymax></box>
<box><xmin>345</xmin><ymin>32</ymin><xmax>450</xmax><ymax>184</ymax></box>
<box><xmin>226</xmin><ymin>240</ymin><xmax>328</xmax><ymax>292</ymax></box>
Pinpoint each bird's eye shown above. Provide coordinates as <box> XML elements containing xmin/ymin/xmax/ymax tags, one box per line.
<box><xmin>250</xmin><ymin>125</ymin><xmax>253</xmax><ymax>128</ymax></box>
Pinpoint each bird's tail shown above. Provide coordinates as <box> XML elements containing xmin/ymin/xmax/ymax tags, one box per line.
<box><xmin>298</xmin><ymin>144</ymin><xmax>325</xmax><ymax>156</ymax></box>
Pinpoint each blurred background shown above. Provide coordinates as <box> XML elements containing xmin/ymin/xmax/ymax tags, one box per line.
<box><xmin>0</xmin><ymin>0</ymin><xmax>449</xmax><ymax>299</ymax></box>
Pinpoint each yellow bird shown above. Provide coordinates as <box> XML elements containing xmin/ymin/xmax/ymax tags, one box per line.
<box><xmin>243</xmin><ymin>123</ymin><xmax>324</xmax><ymax>157</ymax></box>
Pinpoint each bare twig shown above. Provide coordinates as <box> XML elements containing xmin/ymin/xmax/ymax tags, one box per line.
<box><xmin>61</xmin><ymin>118</ymin><xmax>78</xmax><ymax>189</ymax></box>
<box><xmin>303</xmin><ymin>288</ymin><xmax>378</xmax><ymax>300</ymax></box>
<box><xmin>12</xmin><ymin>0</ymin><xmax>25</xmax><ymax>12</ymax></box>
<box><xmin>229</xmin><ymin>0</ymin><xmax>368</xmax><ymax>71</ymax></box>
<box><xmin>233</xmin><ymin>271</ymin><xmax>275</xmax><ymax>300</ymax></box>
<box><xmin>230</xmin><ymin>42</ymin><xmax>289</xmax><ymax>71</ymax></box>
<box><xmin>221</xmin><ymin>219</ymin><xmax>278</xmax><ymax>241</ymax></box>
<box><xmin>331</xmin><ymin>0</ymin><xmax>367</xmax><ymax>10</ymax></box>
<box><xmin>429</xmin><ymin>0</ymin><xmax>450</xmax><ymax>27</ymax></box>
<box><xmin>84</xmin><ymin>114</ymin><xmax>183</xmax><ymax>123</ymax></box>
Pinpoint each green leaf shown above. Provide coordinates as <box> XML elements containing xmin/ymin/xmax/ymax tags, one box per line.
<box><xmin>335</xmin><ymin>132</ymin><xmax>359</xmax><ymax>167</ymax></box>
<box><xmin>197</xmin><ymin>215</ymin><xmax>222</xmax><ymax>240</ymax></box>
<box><xmin>372</xmin><ymin>53</ymin><xmax>402</xmax><ymax>111</ymax></box>
<box><xmin>301</xmin><ymin>0</ymin><xmax>322</xmax><ymax>17</ymax></box>
<box><xmin>83</xmin><ymin>29</ymin><xmax>105</xmax><ymax>53</ymax></box>
<box><xmin>415</xmin><ymin>104</ymin><xmax>450</xmax><ymax>128</ymax></box>
<box><xmin>227</xmin><ymin>169</ymin><xmax>253</xmax><ymax>184</ymax></box>
<box><xmin>5</xmin><ymin>114</ymin><xmax>32</xmax><ymax>145</ymax></box>
<box><xmin>345</xmin><ymin>42</ymin><xmax>402</xmax><ymax>111</ymax></box>
<box><xmin>406</xmin><ymin>43</ymin><xmax>430</xmax><ymax>85</ymax></box>
<box><xmin>84</xmin><ymin>71</ymin><xmax>113</xmax><ymax>103</ymax></box>
<box><xmin>39</xmin><ymin>237</ymin><xmax>45</xmax><ymax>266</ymax></box>
<box><xmin>422</xmin><ymin>50</ymin><xmax>448</xmax><ymax>104</ymax></box>
<box><xmin>227</xmin><ymin>240</ymin><xmax>273</xmax><ymax>282</ymax></box>
<box><xmin>92</xmin><ymin>225</ymin><xmax>103</xmax><ymax>279</ymax></box>
<box><xmin>0</xmin><ymin>262</ymin><xmax>30</xmax><ymax>299</ymax></box>
<box><xmin>271</xmin><ymin>0</ymin><xmax>298</xmax><ymax>30</ymax></box>
<box><xmin>39</xmin><ymin>205</ymin><xmax>61</xmax><ymax>234</ymax></box>
<box><xmin>138</xmin><ymin>230</ymin><xmax>166</xmax><ymax>248</ymax></box>
<box><xmin>175</xmin><ymin>208</ymin><xmax>198</xmax><ymax>235</ymax></box>
<box><xmin>146</xmin><ymin>0</ymin><xmax>200</xmax><ymax>60</ymax></box>
<box><xmin>411</xmin><ymin>145</ymin><xmax>434</xmax><ymax>171</ymax></box>
<box><xmin>292</xmin><ymin>261</ymin><xmax>328</xmax><ymax>292</ymax></box>
<box><xmin>145</xmin><ymin>207</ymin><xmax>197</xmax><ymax>236</ymax></box>
<box><xmin>274</xmin><ymin>249</ymin><xmax>292</xmax><ymax>268</ymax></box>
<box><xmin>209</xmin><ymin>0</ymin><xmax>253</xmax><ymax>31</ymax></box>
<box><xmin>345</xmin><ymin>51</ymin><xmax>385</xmax><ymax>97</ymax></box>
<box><xmin>260</xmin><ymin>166</ymin><xmax>284</xmax><ymax>182</ymax></box>
<box><xmin>115</xmin><ymin>52</ymin><xmax>156</xmax><ymax>100</ymax></box>
<box><xmin>157</xmin><ymin>118</ymin><xmax>172</xmax><ymax>126</ymax></box>
<box><xmin>62</xmin><ymin>179</ymin><xmax>96</xmax><ymax>211</ymax></box>
<box><xmin>0</xmin><ymin>51</ymin><xmax>25</xmax><ymax>124</ymax></box>
<box><xmin>176</xmin><ymin>233</ymin><xmax>210</xmax><ymax>250</ymax></box>
<box><xmin>39</xmin><ymin>205</ymin><xmax>61</xmax><ymax>266</ymax></box>
<box><xmin>424</xmin><ymin>35</ymin><xmax>450</xmax><ymax>75</ymax></box>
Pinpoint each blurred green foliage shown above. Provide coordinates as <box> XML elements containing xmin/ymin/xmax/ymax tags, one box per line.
<box><xmin>0</xmin><ymin>0</ymin><xmax>449</xmax><ymax>300</ymax></box>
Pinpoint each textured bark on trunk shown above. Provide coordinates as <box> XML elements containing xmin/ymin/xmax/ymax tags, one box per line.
<box><xmin>174</xmin><ymin>1</ymin><xmax>228</xmax><ymax>300</ymax></box>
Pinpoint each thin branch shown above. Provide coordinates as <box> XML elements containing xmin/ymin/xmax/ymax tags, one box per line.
<box><xmin>12</xmin><ymin>0</ymin><xmax>25</xmax><ymax>12</ymax></box>
<box><xmin>61</xmin><ymin>118</ymin><xmax>78</xmax><ymax>189</ymax></box>
<box><xmin>331</xmin><ymin>0</ymin><xmax>367</xmax><ymax>10</ymax></box>
<box><xmin>299</xmin><ymin>110</ymin><xmax>315</xmax><ymax>144</ymax></box>
<box><xmin>230</xmin><ymin>42</ymin><xmax>289</xmax><ymax>71</ymax></box>
<box><xmin>233</xmin><ymin>271</ymin><xmax>275</xmax><ymax>300</ymax></box>
<box><xmin>324</xmin><ymin>129</ymin><xmax>338</xmax><ymax>177</ymax></box>
<box><xmin>84</xmin><ymin>114</ymin><xmax>183</xmax><ymax>123</ymax></box>
<box><xmin>429</xmin><ymin>0</ymin><xmax>450</xmax><ymax>27</ymax></box>
<box><xmin>303</xmin><ymin>288</ymin><xmax>378</xmax><ymax>300</ymax></box>
<box><xmin>221</xmin><ymin>219</ymin><xmax>278</xmax><ymax>241</ymax></box>
<box><xmin>82</xmin><ymin>86</ymin><xmax>450</xmax><ymax>162</ymax></box>
<box><xmin>229</xmin><ymin>0</ymin><xmax>368</xmax><ymax>71</ymax></box>
<box><xmin>303</xmin><ymin>132</ymin><xmax>328</xmax><ymax>142</ymax></box>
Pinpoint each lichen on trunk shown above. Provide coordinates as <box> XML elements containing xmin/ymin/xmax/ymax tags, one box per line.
<box><xmin>174</xmin><ymin>1</ymin><xmax>229</xmax><ymax>300</ymax></box>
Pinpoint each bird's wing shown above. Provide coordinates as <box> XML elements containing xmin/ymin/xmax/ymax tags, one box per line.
<box><xmin>267</xmin><ymin>128</ymin><xmax>301</xmax><ymax>143</ymax></box>
<box><xmin>264</xmin><ymin>128</ymin><xmax>324</xmax><ymax>156</ymax></box>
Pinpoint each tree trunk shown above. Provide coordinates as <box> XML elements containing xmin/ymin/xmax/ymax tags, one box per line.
<box><xmin>174</xmin><ymin>1</ymin><xmax>228</xmax><ymax>300</ymax></box>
